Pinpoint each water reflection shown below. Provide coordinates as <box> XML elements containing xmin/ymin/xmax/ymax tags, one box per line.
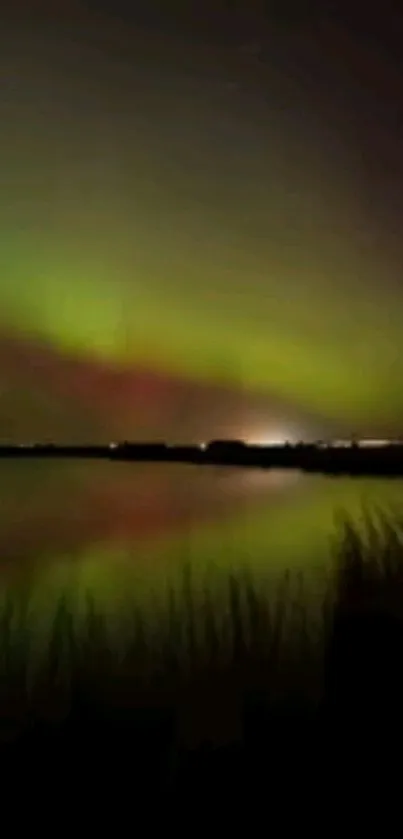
<box><xmin>0</xmin><ymin>461</ymin><xmax>402</xmax><ymax>630</ymax></box>
<box><xmin>0</xmin><ymin>462</ymin><xmax>303</xmax><ymax>569</ymax></box>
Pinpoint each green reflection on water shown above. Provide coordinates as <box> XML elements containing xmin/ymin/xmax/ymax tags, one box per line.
<box><xmin>0</xmin><ymin>463</ymin><xmax>402</xmax><ymax>641</ymax></box>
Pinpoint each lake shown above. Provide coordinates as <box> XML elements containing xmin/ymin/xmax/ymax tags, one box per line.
<box><xmin>1</xmin><ymin>460</ymin><xmax>403</xmax><ymax>642</ymax></box>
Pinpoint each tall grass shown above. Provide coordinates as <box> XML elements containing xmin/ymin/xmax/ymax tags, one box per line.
<box><xmin>324</xmin><ymin>505</ymin><xmax>403</xmax><ymax>727</ymax></box>
<box><xmin>1</xmin><ymin>505</ymin><xmax>403</xmax><ymax>752</ymax></box>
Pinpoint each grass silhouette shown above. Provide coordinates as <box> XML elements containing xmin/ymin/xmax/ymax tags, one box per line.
<box><xmin>2</xmin><ymin>505</ymin><xmax>403</xmax><ymax>789</ymax></box>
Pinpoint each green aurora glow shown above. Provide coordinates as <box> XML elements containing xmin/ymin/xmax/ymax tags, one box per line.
<box><xmin>1</xmin><ymin>9</ymin><xmax>403</xmax><ymax>435</ymax></box>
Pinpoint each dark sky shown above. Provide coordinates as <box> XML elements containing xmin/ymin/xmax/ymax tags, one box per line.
<box><xmin>1</xmin><ymin>1</ymin><xmax>403</xmax><ymax>441</ymax></box>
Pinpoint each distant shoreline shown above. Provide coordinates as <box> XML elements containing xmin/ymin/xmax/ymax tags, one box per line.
<box><xmin>1</xmin><ymin>441</ymin><xmax>403</xmax><ymax>475</ymax></box>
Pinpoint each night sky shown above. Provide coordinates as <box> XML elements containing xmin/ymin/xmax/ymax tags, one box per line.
<box><xmin>1</xmin><ymin>1</ymin><xmax>403</xmax><ymax>443</ymax></box>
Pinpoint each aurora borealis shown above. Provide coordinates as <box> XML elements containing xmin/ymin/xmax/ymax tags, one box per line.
<box><xmin>1</xmin><ymin>3</ymin><xmax>403</xmax><ymax>442</ymax></box>
<box><xmin>1</xmin><ymin>3</ymin><xmax>403</xmax><ymax>646</ymax></box>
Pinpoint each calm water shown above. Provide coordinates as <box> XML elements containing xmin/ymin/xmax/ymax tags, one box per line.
<box><xmin>0</xmin><ymin>460</ymin><xmax>403</xmax><ymax>634</ymax></box>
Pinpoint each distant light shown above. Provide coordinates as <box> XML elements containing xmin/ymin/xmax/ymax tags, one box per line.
<box><xmin>109</xmin><ymin>442</ymin><xmax>118</xmax><ymax>449</ymax></box>
<box><xmin>246</xmin><ymin>426</ymin><xmax>298</xmax><ymax>446</ymax></box>
<box><xmin>199</xmin><ymin>442</ymin><xmax>207</xmax><ymax>450</ymax></box>
<box><xmin>358</xmin><ymin>439</ymin><xmax>389</xmax><ymax>447</ymax></box>
<box><xmin>247</xmin><ymin>436</ymin><xmax>289</xmax><ymax>446</ymax></box>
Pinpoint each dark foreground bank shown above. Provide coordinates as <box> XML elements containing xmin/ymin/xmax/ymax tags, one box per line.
<box><xmin>2</xmin><ymin>507</ymin><xmax>403</xmax><ymax>796</ymax></box>
<box><xmin>3</xmin><ymin>439</ymin><xmax>403</xmax><ymax>475</ymax></box>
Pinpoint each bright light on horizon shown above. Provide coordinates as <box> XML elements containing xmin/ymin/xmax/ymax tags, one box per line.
<box><xmin>246</xmin><ymin>435</ymin><xmax>291</xmax><ymax>446</ymax></box>
<box><xmin>246</xmin><ymin>427</ymin><xmax>299</xmax><ymax>446</ymax></box>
